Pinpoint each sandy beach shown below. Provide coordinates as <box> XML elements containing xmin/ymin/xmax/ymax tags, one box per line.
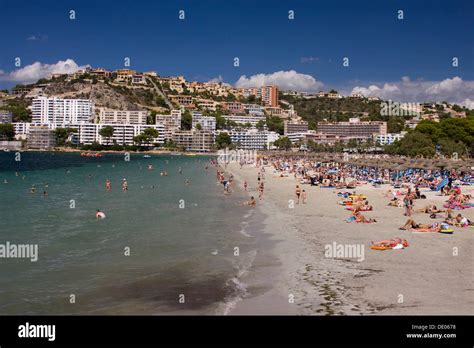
<box><xmin>226</xmin><ymin>162</ymin><xmax>474</xmax><ymax>315</ymax></box>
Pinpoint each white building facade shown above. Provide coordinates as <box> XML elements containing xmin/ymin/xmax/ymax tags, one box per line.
<box><xmin>32</xmin><ymin>97</ymin><xmax>93</xmax><ymax>126</ymax></box>
<box><xmin>222</xmin><ymin>129</ymin><xmax>279</xmax><ymax>150</ymax></box>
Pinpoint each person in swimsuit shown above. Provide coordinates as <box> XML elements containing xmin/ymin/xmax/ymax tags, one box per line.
<box><xmin>295</xmin><ymin>185</ymin><xmax>301</xmax><ymax>204</ymax></box>
<box><xmin>399</xmin><ymin>219</ymin><xmax>441</xmax><ymax>231</ymax></box>
<box><xmin>122</xmin><ymin>179</ymin><xmax>128</xmax><ymax>191</ymax></box>
<box><xmin>105</xmin><ymin>179</ymin><xmax>111</xmax><ymax>191</ymax></box>
<box><xmin>245</xmin><ymin>196</ymin><xmax>256</xmax><ymax>207</ymax></box>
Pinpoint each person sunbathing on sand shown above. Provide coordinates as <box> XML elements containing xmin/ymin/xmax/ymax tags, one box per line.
<box><xmin>352</xmin><ymin>200</ymin><xmax>372</xmax><ymax>213</ymax></box>
<box><xmin>416</xmin><ymin>204</ymin><xmax>445</xmax><ymax>214</ymax></box>
<box><xmin>399</xmin><ymin>219</ymin><xmax>441</xmax><ymax>231</ymax></box>
<box><xmin>445</xmin><ymin>212</ymin><xmax>472</xmax><ymax>227</ymax></box>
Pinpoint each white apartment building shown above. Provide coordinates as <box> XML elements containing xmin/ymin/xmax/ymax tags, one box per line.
<box><xmin>243</xmin><ymin>104</ymin><xmax>265</xmax><ymax>116</ymax></box>
<box><xmin>192</xmin><ymin>112</ymin><xmax>216</xmax><ymax>131</ymax></box>
<box><xmin>222</xmin><ymin>129</ymin><xmax>279</xmax><ymax>150</ymax></box>
<box><xmin>0</xmin><ymin>110</ymin><xmax>13</xmax><ymax>124</ymax></box>
<box><xmin>155</xmin><ymin>110</ymin><xmax>182</xmax><ymax>140</ymax></box>
<box><xmin>98</xmin><ymin>108</ymin><xmax>149</xmax><ymax>124</ymax></box>
<box><xmin>222</xmin><ymin>114</ymin><xmax>265</xmax><ymax>126</ymax></box>
<box><xmin>32</xmin><ymin>97</ymin><xmax>93</xmax><ymax>126</ymax></box>
<box><xmin>28</xmin><ymin>125</ymin><xmax>56</xmax><ymax>149</ymax></box>
<box><xmin>77</xmin><ymin>123</ymin><xmax>165</xmax><ymax>146</ymax></box>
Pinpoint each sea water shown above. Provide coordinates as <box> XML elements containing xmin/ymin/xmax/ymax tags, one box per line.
<box><xmin>0</xmin><ymin>152</ymin><xmax>259</xmax><ymax>314</ymax></box>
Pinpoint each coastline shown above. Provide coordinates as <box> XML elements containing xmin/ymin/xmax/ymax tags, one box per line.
<box><xmin>8</xmin><ymin>147</ymin><xmax>217</xmax><ymax>155</ymax></box>
<box><xmin>224</xmin><ymin>162</ymin><xmax>474</xmax><ymax>315</ymax></box>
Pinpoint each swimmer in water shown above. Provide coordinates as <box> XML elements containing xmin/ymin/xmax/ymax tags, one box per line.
<box><xmin>96</xmin><ymin>209</ymin><xmax>106</xmax><ymax>220</ymax></box>
<box><xmin>88</xmin><ymin>174</ymin><xmax>92</xmax><ymax>180</ymax></box>
<box><xmin>185</xmin><ymin>179</ymin><xmax>190</xmax><ymax>185</ymax></box>
<box><xmin>244</xmin><ymin>196</ymin><xmax>256</xmax><ymax>207</ymax></box>
<box><xmin>178</xmin><ymin>167</ymin><xmax>182</xmax><ymax>174</ymax></box>
<box><xmin>30</xmin><ymin>185</ymin><xmax>36</xmax><ymax>194</ymax></box>
<box><xmin>105</xmin><ymin>179</ymin><xmax>111</xmax><ymax>191</ymax></box>
<box><xmin>122</xmin><ymin>178</ymin><xmax>128</xmax><ymax>192</ymax></box>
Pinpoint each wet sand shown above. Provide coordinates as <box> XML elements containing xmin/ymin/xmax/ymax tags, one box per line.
<box><xmin>226</xmin><ymin>162</ymin><xmax>474</xmax><ymax>315</ymax></box>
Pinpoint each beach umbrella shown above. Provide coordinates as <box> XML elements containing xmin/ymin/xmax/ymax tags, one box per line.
<box><xmin>434</xmin><ymin>159</ymin><xmax>449</xmax><ymax>169</ymax></box>
<box><xmin>458</xmin><ymin>166</ymin><xmax>472</xmax><ymax>173</ymax></box>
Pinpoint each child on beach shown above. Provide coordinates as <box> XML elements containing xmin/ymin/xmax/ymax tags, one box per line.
<box><xmin>301</xmin><ymin>190</ymin><xmax>307</xmax><ymax>204</ymax></box>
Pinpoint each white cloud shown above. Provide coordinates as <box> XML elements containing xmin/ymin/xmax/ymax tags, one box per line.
<box><xmin>26</xmin><ymin>34</ymin><xmax>48</xmax><ymax>41</ymax></box>
<box><xmin>0</xmin><ymin>59</ymin><xmax>90</xmax><ymax>83</ymax></box>
<box><xmin>300</xmin><ymin>56</ymin><xmax>319</xmax><ymax>64</ymax></box>
<box><xmin>235</xmin><ymin>70</ymin><xmax>323</xmax><ymax>92</ymax></box>
<box><xmin>351</xmin><ymin>76</ymin><xmax>474</xmax><ymax>107</ymax></box>
<box><xmin>208</xmin><ymin>75</ymin><xmax>224</xmax><ymax>83</ymax></box>
<box><xmin>461</xmin><ymin>98</ymin><xmax>474</xmax><ymax>109</ymax></box>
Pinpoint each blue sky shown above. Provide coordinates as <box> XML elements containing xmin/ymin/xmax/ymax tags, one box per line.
<box><xmin>0</xmin><ymin>0</ymin><xmax>473</xmax><ymax>103</ymax></box>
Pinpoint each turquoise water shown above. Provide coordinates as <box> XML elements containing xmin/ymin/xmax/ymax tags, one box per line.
<box><xmin>0</xmin><ymin>152</ymin><xmax>258</xmax><ymax>314</ymax></box>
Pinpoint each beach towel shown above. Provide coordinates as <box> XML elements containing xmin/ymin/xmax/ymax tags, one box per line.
<box><xmin>411</xmin><ymin>228</ymin><xmax>438</xmax><ymax>233</ymax></box>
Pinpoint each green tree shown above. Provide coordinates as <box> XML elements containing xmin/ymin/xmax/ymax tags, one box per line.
<box><xmin>99</xmin><ymin>126</ymin><xmax>115</xmax><ymax>145</ymax></box>
<box><xmin>385</xmin><ymin>131</ymin><xmax>435</xmax><ymax>157</ymax></box>
<box><xmin>215</xmin><ymin>132</ymin><xmax>232</xmax><ymax>149</ymax></box>
<box><xmin>55</xmin><ymin>127</ymin><xmax>77</xmax><ymax>146</ymax></box>
<box><xmin>0</xmin><ymin>124</ymin><xmax>15</xmax><ymax>140</ymax></box>
<box><xmin>216</xmin><ymin>115</ymin><xmax>227</xmax><ymax>129</ymax></box>
<box><xmin>256</xmin><ymin>120</ymin><xmax>265</xmax><ymax>131</ymax></box>
<box><xmin>266</xmin><ymin>116</ymin><xmax>284</xmax><ymax>134</ymax></box>
<box><xmin>273</xmin><ymin>136</ymin><xmax>292</xmax><ymax>150</ymax></box>
<box><xmin>181</xmin><ymin>110</ymin><xmax>192</xmax><ymax>130</ymax></box>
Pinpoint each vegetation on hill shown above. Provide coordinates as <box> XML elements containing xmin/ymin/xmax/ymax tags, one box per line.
<box><xmin>0</xmin><ymin>98</ymin><xmax>31</xmax><ymax>122</ymax></box>
<box><xmin>386</xmin><ymin>118</ymin><xmax>474</xmax><ymax>157</ymax></box>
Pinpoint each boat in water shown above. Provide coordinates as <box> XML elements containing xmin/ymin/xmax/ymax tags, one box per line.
<box><xmin>81</xmin><ymin>152</ymin><xmax>103</xmax><ymax>158</ymax></box>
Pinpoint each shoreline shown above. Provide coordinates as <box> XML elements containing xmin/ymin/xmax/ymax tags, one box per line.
<box><xmin>224</xmin><ymin>161</ymin><xmax>474</xmax><ymax>315</ymax></box>
<box><xmin>3</xmin><ymin>147</ymin><xmax>217</xmax><ymax>155</ymax></box>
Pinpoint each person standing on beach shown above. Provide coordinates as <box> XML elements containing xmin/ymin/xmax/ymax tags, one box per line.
<box><xmin>244</xmin><ymin>181</ymin><xmax>248</xmax><ymax>191</ymax></box>
<box><xmin>295</xmin><ymin>185</ymin><xmax>301</xmax><ymax>204</ymax></box>
<box><xmin>302</xmin><ymin>189</ymin><xmax>307</xmax><ymax>204</ymax></box>
<box><xmin>403</xmin><ymin>188</ymin><xmax>413</xmax><ymax>216</ymax></box>
<box><xmin>258</xmin><ymin>182</ymin><xmax>264</xmax><ymax>200</ymax></box>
